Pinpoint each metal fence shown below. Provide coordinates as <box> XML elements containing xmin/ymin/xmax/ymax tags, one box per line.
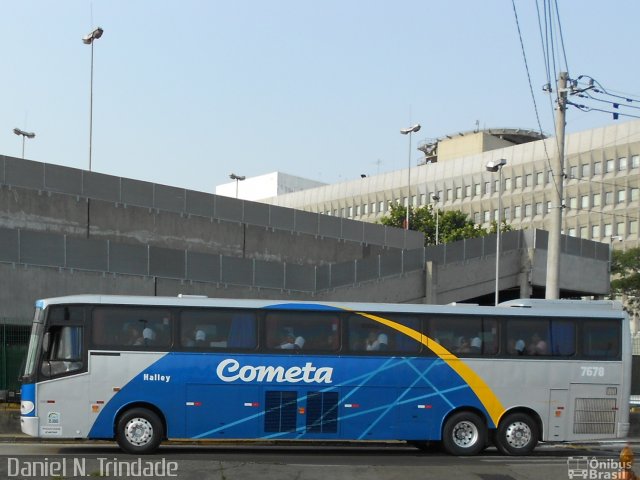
<box><xmin>0</xmin><ymin>227</ymin><xmax>608</xmax><ymax>294</ymax></box>
<box><xmin>0</xmin><ymin>155</ymin><xmax>424</xmax><ymax>250</ymax></box>
<box><xmin>0</xmin><ymin>320</ymin><xmax>30</xmax><ymax>401</ymax></box>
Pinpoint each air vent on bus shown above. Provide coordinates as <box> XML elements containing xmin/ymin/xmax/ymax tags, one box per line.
<box><xmin>573</xmin><ymin>398</ymin><xmax>617</xmax><ymax>435</ymax></box>
<box><xmin>264</xmin><ymin>391</ymin><xmax>297</xmax><ymax>433</ymax></box>
<box><xmin>306</xmin><ymin>392</ymin><xmax>339</xmax><ymax>433</ymax></box>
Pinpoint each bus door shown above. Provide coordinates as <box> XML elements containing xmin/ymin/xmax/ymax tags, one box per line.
<box><xmin>37</xmin><ymin>319</ymin><xmax>88</xmax><ymax>438</ymax></box>
<box><xmin>548</xmin><ymin>389</ymin><xmax>569</xmax><ymax>441</ymax></box>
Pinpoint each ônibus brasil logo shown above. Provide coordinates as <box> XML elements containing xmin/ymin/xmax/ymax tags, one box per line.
<box><xmin>216</xmin><ymin>359</ymin><xmax>333</xmax><ymax>384</ymax></box>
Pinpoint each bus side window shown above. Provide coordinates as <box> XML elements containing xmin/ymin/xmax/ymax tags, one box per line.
<box><xmin>41</xmin><ymin>325</ymin><xmax>83</xmax><ymax>377</ymax></box>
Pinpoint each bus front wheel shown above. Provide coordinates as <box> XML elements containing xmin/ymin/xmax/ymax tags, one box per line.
<box><xmin>116</xmin><ymin>408</ymin><xmax>163</xmax><ymax>455</ymax></box>
<box><xmin>442</xmin><ymin>411</ymin><xmax>487</xmax><ymax>456</ymax></box>
<box><xmin>495</xmin><ymin>412</ymin><xmax>538</xmax><ymax>455</ymax></box>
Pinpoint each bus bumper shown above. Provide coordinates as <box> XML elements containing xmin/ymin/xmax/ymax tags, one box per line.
<box><xmin>21</xmin><ymin>416</ymin><xmax>38</xmax><ymax>437</ymax></box>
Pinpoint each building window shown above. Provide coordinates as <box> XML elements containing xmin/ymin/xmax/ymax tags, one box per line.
<box><xmin>465</xmin><ymin>185</ymin><xmax>472</xmax><ymax>197</ymax></box>
<box><xmin>356</xmin><ymin>205</ymin><xmax>361</xmax><ymax>216</ymax></box>
<box><xmin>617</xmin><ymin>222</ymin><xmax>625</xmax><ymax>236</ymax></box>
<box><xmin>420</xmin><ymin>194</ymin><xmax>426</xmax><ymax>205</ymax></box>
<box><xmin>569</xmin><ymin>197</ymin><xmax>577</xmax><ymax>210</ymax></box>
<box><xmin>525</xmin><ymin>173</ymin><xmax>532</xmax><ymax>187</ymax></box>
<box><xmin>536</xmin><ymin>202</ymin><xmax>543</xmax><ymax>215</ymax></box>
<box><xmin>504</xmin><ymin>207</ymin><xmax>511</xmax><ymax>220</ymax></box>
<box><xmin>568</xmin><ymin>228</ymin><xmax>576</xmax><ymax>237</ymax></box>
<box><xmin>619</xmin><ymin>157</ymin><xmax>628</xmax><ymax>171</ymax></box>
<box><xmin>580</xmin><ymin>195</ymin><xmax>589</xmax><ymax>209</ymax></box>
<box><xmin>438</xmin><ymin>190</ymin><xmax>443</xmax><ymax>201</ymax></box>
<box><xmin>631</xmin><ymin>188</ymin><xmax>639</xmax><ymax>201</ymax></box>
<box><xmin>594</xmin><ymin>161</ymin><xmax>602</xmax><ymax>175</ymax></box>
<box><xmin>536</xmin><ymin>172</ymin><xmax>544</xmax><ymax>185</ymax></box>
<box><xmin>379</xmin><ymin>201</ymin><xmax>384</xmax><ymax>213</ymax></box>
<box><xmin>524</xmin><ymin>204</ymin><xmax>532</xmax><ymax>217</ymax></box>
<box><xmin>569</xmin><ymin>165</ymin><xmax>578</xmax><ymax>179</ymax></box>
<box><xmin>632</xmin><ymin>155</ymin><xmax>640</xmax><ymax>169</ymax></box>
<box><xmin>547</xmin><ymin>201</ymin><xmax>552</xmax><ymax>212</ymax></box>
<box><xmin>592</xmin><ymin>225</ymin><xmax>600</xmax><ymax>239</ymax></box>
<box><xmin>605</xmin><ymin>191</ymin><xmax>613</xmax><ymax>205</ymax></box>
<box><xmin>494</xmin><ymin>209</ymin><xmax>499</xmax><ymax>221</ymax></box>
<box><xmin>515</xmin><ymin>176</ymin><xmax>522</xmax><ymax>188</ymax></box>
<box><xmin>606</xmin><ymin>159</ymin><xmax>615</xmax><ymax>172</ymax></box>
<box><xmin>474</xmin><ymin>183</ymin><xmax>481</xmax><ymax>196</ymax></box>
<box><xmin>617</xmin><ymin>189</ymin><xmax>626</xmax><ymax>204</ymax></box>
<box><xmin>630</xmin><ymin>220</ymin><xmax>638</xmax><ymax>235</ymax></box>
<box><xmin>505</xmin><ymin>178</ymin><xmax>512</xmax><ymax>190</ymax></box>
<box><xmin>348</xmin><ymin>206</ymin><xmax>353</xmax><ymax>217</ymax></box>
<box><xmin>446</xmin><ymin>189</ymin><xmax>452</xmax><ymax>201</ymax></box>
<box><xmin>593</xmin><ymin>193</ymin><xmax>601</xmax><ymax>207</ymax></box>
<box><xmin>456</xmin><ymin>187</ymin><xmax>462</xmax><ymax>199</ymax></box>
<box><xmin>484</xmin><ymin>182</ymin><xmax>491</xmax><ymax>195</ymax></box>
<box><xmin>484</xmin><ymin>211</ymin><xmax>491</xmax><ymax>223</ymax></box>
<box><xmin>604</xmin><ymin>224</ymin><xmax>613</xmax><ymax>237</ymax></box>
<box><xmin>581</xmin><ymin>164</ymin><xmax>590</xmax><ymax>177</ymax></box>
<box><xmin>547</xmin><ymin>170</ymin><xmax>553</xmax><ymax>183</ymax></box>
<box><xmin>494</xmin><ymin>180</ymin><xmax>500</xmax><ymax>193</ymax></box>
<box><xmin>403</xmin><ymin>197</ymin><xmax>408</xmax><ymax>207</ymax></box>
<box><xmin>474</xmin><ymin>212</ymin><xmax>481</xmax><ymax>224</ymax></box>
<box><xmin>514</xmin><ymin>205</ymin><xmax>521</xmax><ymax>219</ymax></box>
<box><xmin>579</xmin><ymin>226</ymin><xmax>588</xmax><ymax>238</ymax></box>
<box><xmin>412</xmin><ymin>195</ymin><xmax>417</xmax><ymax>207</ymax></box>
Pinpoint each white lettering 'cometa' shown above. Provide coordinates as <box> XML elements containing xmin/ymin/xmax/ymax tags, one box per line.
<box><xmin>216</xmin><ymin>359</ymin><xmax>333</xmax><ymax>384</ymax></box>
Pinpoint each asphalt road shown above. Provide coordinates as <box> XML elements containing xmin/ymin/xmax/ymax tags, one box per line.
<box><xmin>0</xmin><ymin>441</ymin><xmax>637</xmax><ymax>480</ymax></box>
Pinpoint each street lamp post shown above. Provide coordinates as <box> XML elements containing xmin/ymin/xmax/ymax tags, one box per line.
<box><xmin>83</xmin><ymin>27</ymin><xmax>104</xmax><ymax>172</ymax></box>
<box><xmin>431</xmin><ymin>194</ymin><xmax>440</xmax><ymax>245</ymax></box>
<box><xmin>400</xmin><ymin>124</ymin><xmax>421</xmax><ymax>230</ymax></box>
<box><xmin>486</xmin><ymin>158</ymin><xmax>507</xmax><ymax>306</ymax></box>
<box><xmin>12</xmin><ymin>128</ymin><xmax>35</xmax><ymax>159</ymax></box>
<box><xmin>229</xmin><ymin>173</ymin><xmax>246</xmax><ymax>199</ymax></box>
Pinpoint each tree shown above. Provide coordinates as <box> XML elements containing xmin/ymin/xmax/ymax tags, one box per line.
<box><xmin>611</xmin><ymin>247</ymin><xmax>640</xmax><ymax>318</ymax></box>
<box><xmin>379</xmin><ymin>204</ymin><xmax>510</xmax><ymax>246</ymax></box>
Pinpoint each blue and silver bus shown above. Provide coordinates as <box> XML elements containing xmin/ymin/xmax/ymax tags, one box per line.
<box><xmin>20</xmin><ymin>295</ymin><xmax>630</xmax><ymax>455</ymax></box>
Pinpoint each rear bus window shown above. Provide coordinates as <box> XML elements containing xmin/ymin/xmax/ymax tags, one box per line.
<box><xmin>582</xmin><ymin>320</ymin><xmax>621</xmax><ymax>359</ymax></box>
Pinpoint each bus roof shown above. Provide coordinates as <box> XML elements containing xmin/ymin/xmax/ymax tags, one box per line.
<box><xmin>34</xmin><ymin>294</ymin><xmax>626</xmax><ymax>319</ymax></box>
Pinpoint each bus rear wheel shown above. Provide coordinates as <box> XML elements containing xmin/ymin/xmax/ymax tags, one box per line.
<box><xmin>116</xmin><ymin>408</ymin><xmax>163</xmax><ymax>455</ymax></box>
<box><xmin>495</xmin><ymin>412</ymin><xmax>538</xmax><ymax>456</ymax></box>
<box><xmin>442</xmin><ymin>411</ymin><xmax>487</xmax><ymax>456</ymax></box>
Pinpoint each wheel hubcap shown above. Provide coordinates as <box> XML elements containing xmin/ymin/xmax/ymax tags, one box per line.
<box><xmin>505</xmin><ymin>421</ymin><xmax>532</xmax><ymax>449</ymax></box>
<box><xmin>452</xmin><ymin>420</ymin><xmax>479</xmax><ymax>448</ymax></box>
<box><xmin>125</xmin><ymin>417</ymin><xmax>153</xmax><ymax>447</ymax></box>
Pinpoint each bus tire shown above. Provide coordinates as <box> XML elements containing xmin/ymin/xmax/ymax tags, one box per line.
<box><xmin>116</xmin><ymin>407</ymin><xmax>163</xmax><ymax>455</ymax></box>
<box><xmin>495</xmin><ymin>412</ymin><xmax>538</xmax><ymax>456</ymax></box>
<box><xmin>442</xmin><ymin>411</ymin><xmax>487</xmax><ymax>456</ymax></box>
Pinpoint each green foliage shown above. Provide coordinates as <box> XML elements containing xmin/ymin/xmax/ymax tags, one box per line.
<box><xmin>379</xmin><ymin>204</ymin><xmax>511</xmax><ymax>246</ymax></box>
<box><xmin>611</xmin><ymin>247</ymin><xmax>640</xmax><ymax>296</ymax></box>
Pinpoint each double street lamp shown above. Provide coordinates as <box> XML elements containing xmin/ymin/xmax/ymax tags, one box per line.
<box><xmin>13</xmin><ymin>128</ymin><xmax>35</xmax><ymax>159</ymax></box>
<box><xmin>83</xmin><ymin>27</ymin><xmax>104</xmax><ymax>171</ymax></box>
<box><xmin>400</xmin><ymin>124</ymin><xmax>421</xmax><ymax>230</ymax></box>
<box><xmin>229</xmin><ymin>173</ymin><xmax>246</xmax><ymax>198</ymax></box>
<box><xmin>486</xmin><ymin>158</ymin><xmax>507</xmax><ymax>306</ymax></box>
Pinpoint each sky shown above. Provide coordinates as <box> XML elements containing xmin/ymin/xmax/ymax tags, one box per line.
<box><xmin>2</xmin><ymin>1</ymin><xmax>639</xmax><ymax>194</ymax></box>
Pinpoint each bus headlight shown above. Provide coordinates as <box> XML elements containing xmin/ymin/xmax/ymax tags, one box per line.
<box><xmin>20</xmin><ymin>400</ymin><xmax>35</xmax><ymax>415</ymax></box>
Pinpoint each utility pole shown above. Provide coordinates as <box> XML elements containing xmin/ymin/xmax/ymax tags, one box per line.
<box><xmin>545</xmin><ymin>71</ymin><xmax>568</xmax><ymax>299</ymax></box>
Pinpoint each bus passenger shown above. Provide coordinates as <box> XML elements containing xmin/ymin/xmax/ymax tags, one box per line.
<box><xmin>279</xmin><ymin>328</ymin><xmax>304</xmax><ymax>350</ymax></box>
<box><xmin>456</xmin><ymin>337</ymin><xmax>471</xmax><ymax>353</ymax></box>
<box><xmin>366</xmin><ymin>331</ymin><xmax>388</xmax><ymax>351</ymax></box>
<box><xmin>528</xmin><ymin>333</ymin><xmax>548</xmax><ymax>355</ymax></box>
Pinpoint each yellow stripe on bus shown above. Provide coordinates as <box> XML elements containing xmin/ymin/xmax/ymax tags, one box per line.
<box><xmin>356</xmin><ymin>312</ymin><xmax>505</xmax><ymax>427</ymax></box>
